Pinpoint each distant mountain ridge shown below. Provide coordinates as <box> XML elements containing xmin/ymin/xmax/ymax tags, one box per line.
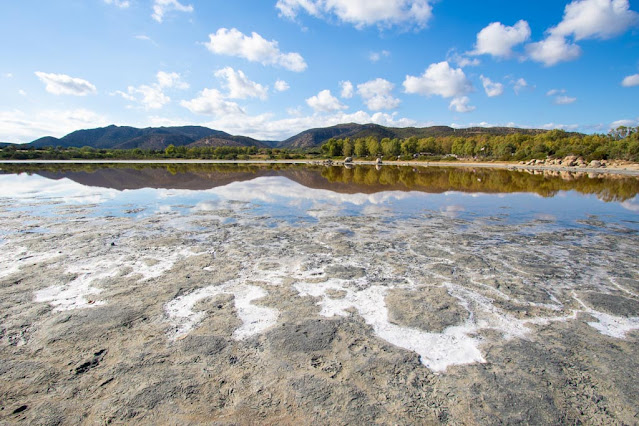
<box><xmin>278</xmin><ymin>123</ymin><xmax>552</xmax><ymax>149</ymax></box>
<box><xmin>26</xmin><ymin>125</ymin><xmax>272</xmax><ymax>151</ymax></box>
<box><xmin>6</xmin><ymin>123</ymin><xmax>571</xmax><ymax>151</ymax></box>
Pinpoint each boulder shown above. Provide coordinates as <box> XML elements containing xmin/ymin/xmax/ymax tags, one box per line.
<box><xmin>564</xmin><ymin>155</ymin><xmax>578</xmax><ymax>167</ymax></box>
<box><xmin>344</xmin><ymin>157</ymin><xmax>353</xmax><ymax>163</ymax></box>
<box><xmin>589</xmin><ymin>160</ymin><xmax>601</xmax><ymax>168</ymax></box>
<box><xmin>376</xmin><ymin>158</ymin><xmax>383</xmax><ymax>165</ymax></box>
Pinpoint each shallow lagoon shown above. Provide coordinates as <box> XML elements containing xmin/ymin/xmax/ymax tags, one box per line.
<box><xmin>1</xmin><ymin>164</ymin><xmax>639</xmax><ymax>423</ymax></box>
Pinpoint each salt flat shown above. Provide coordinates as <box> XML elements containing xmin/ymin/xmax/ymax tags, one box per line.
<box><xmin>1</xmin><ymin>165</ymin><xmax>638</xmax><ymax>424</ymax></box>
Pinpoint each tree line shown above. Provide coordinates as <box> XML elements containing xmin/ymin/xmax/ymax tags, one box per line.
<box><xmin>2</xmin><ymin>126</ymin><xmax>638</xmax><ymax>162</ymax></box>
<box><xmin>320</xmin><ymin>127</ymin><xmax>639</xmax><ymax>162</ymax></box>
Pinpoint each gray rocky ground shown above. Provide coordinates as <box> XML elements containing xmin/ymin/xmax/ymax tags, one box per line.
<box><xmin>1</xmin><ymin>173</ymin><xmax>638</xmax><ymax>425</ymax></box>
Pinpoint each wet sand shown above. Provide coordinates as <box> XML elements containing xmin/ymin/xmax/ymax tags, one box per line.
<box><xmin>1</xmin><ymin>172</ymin><xmax>638</xmax><ymax>424</ymax></box>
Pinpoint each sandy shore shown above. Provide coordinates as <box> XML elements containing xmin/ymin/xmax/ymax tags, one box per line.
<box><xmin>2</xmin><ymin>158</ymin><xmax>639</xmax><ymax>176</ymax></box>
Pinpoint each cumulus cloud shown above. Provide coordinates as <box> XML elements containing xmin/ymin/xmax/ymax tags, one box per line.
<box><xmin>115</xmin><ymin>71</ymin><xmax>188</xmax><ymax>110</ymax></box>
<box><xmin>0</xmin><ymin>109</ymin><xmax>109</xmax><ymax>143</ymax></box>
<box><xmin>471</xmin><ymin>20</ymin><xmax>531</xmax><ymax>58</ymax></box>
<box><xmin>180</xmin><ymin>88</ymin><xmax>245</xmax><ymax>116</ymax></box>
<box><xmin>202</xmin><ymin>110</ymin><xmax>419</xmax><ymax>141</ymax></box>
<box><xmin>403</xmin><ymin>61</ymin><xmax>473</xmax><ymax>99</ymax></box>
<box><xmin>35</xmin><ymin>72</ymin><xmax>97</xmax><ymax>96</ymax></box>
<box><xmin>526</xmin><ymin>35</ymin><xmax>582</xmax><ymax>66</ymax></box>
<box><xmin>104</xmin><ymin>0</ymin><xmax>130</xmax><ymax>8</ymax></box>
<box><xmin>152</xmin><ymin>0</ymin><xmax>193</xmax><ymax>23</ymax></box>
<box><xmin>204</xmin><ymin>28</ymin><xmax>307</xmax><ymax>72</ymax></box>
<box><xmin>622</xmin><ymin>74</ymin><xmax>639</xmax><ymax>87</ymax></box>
<box><xmin>611</xmin><ymin>118</ymin><xmax>638</xmax><ymax>128</ymax></box>
<box><xmin>527</xmin><ymin>0</ymin><xmax>638</xmax><ymax>66</ymax></box>
<box><xmin>552</xmin><ymin>0</ymin><xmax>639</xmax><ymax>40</ymax></box>
<box><xmin>340</xmin><ymin>81</ymin><xmax>354</xmax><ymax>99</ymax></box>
<box><xmin>214</xmin><ymin>67</ymin><xmax>268</xmax><ymax>100</ymax></box>
<box><xmin>447</xmin><ymin>50</ymin><xmax>480</xmax><ymax>68</ymax></box>
<box><xmin>479</xmin><ymin>75</ymin><xmax>504</xmax><ymax>97</ymax></box>
<box><xmin>275</xmin><ymin>0</ymin><xmax>434</xmax><ymax>30</ymax></box>
<box><xmin>357</xmin><ymin>78</ymin><xmax>400</xmax><ymax>111</ymax></box>
<box><xmin>306</xmin><ymin>90</ymin><xmax>347</xmax><ymax>113</ymax></box>
<box><xmin>449</xmin><ymin>96</ymin><xmax>475</xmax><ymax>113</ymax></box>
<box><xmin>274</xmin><ymin>80</ymin><xmax>290</xmax><ymax>92</ymax></box>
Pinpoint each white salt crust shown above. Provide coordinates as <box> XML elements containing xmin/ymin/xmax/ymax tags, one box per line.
<box><xmin>164</xmin><ymin>280</ymin><xmax>278</xmax><ymax>341</ymax></box>
<box><xmin>34</xmin><ymin>247</ymin><xmax>200</xmax><ymax>311</ymax></box>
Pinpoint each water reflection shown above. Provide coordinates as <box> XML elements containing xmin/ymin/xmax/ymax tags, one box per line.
<box><xmin>1</xmin><ymin>163</ymin><xmax>638</xmax><ymax>202</ymax></box>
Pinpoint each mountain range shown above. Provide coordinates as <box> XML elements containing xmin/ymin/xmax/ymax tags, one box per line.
<box><xmin>7</xmin><ymin>123</ymin><xmax>557</xmax><ymax>151</ymax></box>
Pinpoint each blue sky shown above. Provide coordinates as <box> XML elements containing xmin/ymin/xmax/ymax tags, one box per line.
<box><xmin>1</xmin><ymin>0</ymin><xmax>638</xmax><ymax>143</ymax></box>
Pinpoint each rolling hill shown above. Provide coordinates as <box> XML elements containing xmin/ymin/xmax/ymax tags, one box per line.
<box><xmin>278</xmin><ymin>123</ymin><xmax>551</xmax><ymax>149</ymax></box>
<box><xmin>26</xmin><ymin>125</ymin><xmax>271</xmax><ymax>150</ymax></box>
<box><xmin>4</xmin><ymin>123</ymin><xmax>569</xmax><ymax>151</ymax></box>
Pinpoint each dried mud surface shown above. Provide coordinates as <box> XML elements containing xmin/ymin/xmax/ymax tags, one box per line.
<box><xmin>1</xmin><ymin>173</ymin><xmax>639</xmax><ymax>425</ymax></box>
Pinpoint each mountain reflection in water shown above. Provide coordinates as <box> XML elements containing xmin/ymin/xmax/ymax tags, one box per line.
<box><xmin>1</xmin><ymin>163</ymin><xmax>638</xmax><ymax>202</ymax></box>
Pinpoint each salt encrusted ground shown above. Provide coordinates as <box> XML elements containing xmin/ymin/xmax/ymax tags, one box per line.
<box><xmin>1</xmin><ymin>172</ymin><xmax>639</xmax><ymax>424</ymax></box>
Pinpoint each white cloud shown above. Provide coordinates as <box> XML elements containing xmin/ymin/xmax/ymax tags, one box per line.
<box><xmin>276</xmin><ymin>0</ymin><xmax>434</xmax><ymax>30</ymax></box>
<box><xmin>546</xmin><ymin>88</ymin><xmax>576</xmax><ymax>104</ymax></box>
<box><xmin>104</xmin><ymin>0</ymin><xmax>130</xmax><ymax>8</ymax></box>
<box><xmin>18</xmin><ymin>90</ymin><xmax>26</xmax><ymax>96</ymax></box>
<box><xmin>340</xmin><ymin>81</ymin><xmax>354</xmax><ymax>99</ymax></box>
<box><xmin>403</xmin><ymin>61</ymin><xmax>473</xmax><ymax>98</ymax></box>
<box><xmin>306</xmin><ymin>89</ymin><xmax>347</xmax><ymax>113</ymax></box>
<box><xmin>357</xmin><ymin>78</ymin><xmax>400</xmax><ymax>111</ymax></box>
<box><xmin>369</xmin><ymin>50</ymin><xmax>390</xmax><ymax>62</ymax></box>
<box><xmin>214</xmin><ymin>67</ymin><xmax>268</xmax><ymax>100</ymax></box>
<box><xmin>526</xmin><ymin>35</ymin><xmax>582</xmax><ymax>66</ymax></box>
<box><xmin>449</xmin><ymin>96</ymin><xmax>476</xmax><ymax>113</ymax></box>
<box><xmin>180</xmin><ymin>88</ymin><xmax>245</xmax><ymax>116</ymax></box>
<box><xmin>542</xmin><ymin>123</ymin><xmax>580</xmax><ymax>130</ymax></box>
<box><xmin>552</xmin><ymin>0</ymin><xmax>639</xmax><ymax>41</ymax></box>
<box><xmin>527</xmin><ymin>0</ymin><xmax>638</xmax><ymax>66</ymax></box>
<box><xmin>471</xmin><ymin>20</ymin><xmax>531</xmax><ymax>58</ymax></box>
<box><xmin>152</xmin><ymin>0</ymin><xmax>193</xmax><ymax>23</ymax></box>
<box><xmin>0</xmin><ymin>109</ymin><xmax>109</xmax><ymax>143</ymax></box>
<box><xmin>287</xmin><ymin>106</ymin><xmax>303</xmax><ymax>116</ymax></box>
<box><xmin>479</xmin><ymin>75</ymin><xmax>504</xmax><ymax>97</ymax></box>
<box><xmin>35</xmin><ymin>72</ymin><xmax>97</xmax><ymax>96</ymax></box>
<box><xmin>156</xmin><ymin>71</ymin><xmax>189</xmax><ymax>90</ymax></box>
<box><xmin>513</xmin><ymin>77</ymin><xmax>529</xmax><ymax>94</ymax></box>
<box><xmin>4</xmin><ymin>73</ymin><xmax>13</xmax><ymax>78</ymax></box>
<box><xmin>546</xmin><ymin>88</ymin><xmax>566</xmax><ymax>96</ymax></box>
<box><xmin>274</xmin><ymin>80</ymin><xmax>290</xmax><ymax>92</ymax></box>
<box><xmin>447</xmin><ymin>50</ymin><xmax>480</xmax><ymax>68</ymax></box>
<box><xmin>622</xmin><ymin>73</ymin><xmax>639</xmax><ymax>87</ymax></box>
<box><xmin>135</xmin><ymin>35</ymin><xmax>158</xmax><ymax>46</ymax></box>
<box><xmin>115</xmin><ymin>71</ymin><xmax>188</xmax><ymax>110</ymax></box>
<box><xmin>204</xmin><ymin>28</ymin><xmax>307</xmax><ymax>72</ymax></box>
<box><xmin>611</xmin><ymin>118</ymin><xmax>638</xmax><ymax>128</ymax></box>
<box><xmin>202</xmin><ymin>110</ymin><xmax>419</xmax><ymax>141</ymax></box>
<box><xmin>554</xmin><ymin>95</ymin><xmax>577</xmax><ymax>105</ymax></box>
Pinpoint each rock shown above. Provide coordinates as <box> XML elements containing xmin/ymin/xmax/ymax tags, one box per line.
<box><xmin>564</xmin><ymin>155</ymin><xmax>578</xmax><ymax>167</ymax></box>
<box><xmin>589</xmin><ymin>160</ymin><xmax>601</xmax><ymax>168</ymax></box>
<box><xmin>376</xmin><ymin>158</ymin><xmax>383</xmax><ymax>165</ymax></box>
<box><xmin>344</xmin><ymin>157</ymin><xmax>353</xmax><ymax>163</ymax></box>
